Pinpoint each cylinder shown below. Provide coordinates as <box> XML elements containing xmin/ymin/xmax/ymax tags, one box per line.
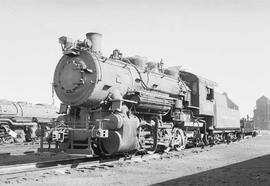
<box><xmin>101</xmin><ymin>115</ymin><xmax>139</xmax><ymax>154</ymax></box>
<box><xmin>86</xmin><ymin>32</ymin><xmax>102</xmax><ymax>53</ymax></box>
<box><xmin>103</xmin><ymin>113</ymin><xmax>124</xmax><ymax>130</ymax></box>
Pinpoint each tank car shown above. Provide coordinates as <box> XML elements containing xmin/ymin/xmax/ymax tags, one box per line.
<box><xmin>47</xmin><ymin>32</ymin><xmax>241</xmax><ymax>155</ymax></box>
<box><xmin>0</xmin><ymin>99</ymin><xmax>59</xmax><ymax>143</ymax></box>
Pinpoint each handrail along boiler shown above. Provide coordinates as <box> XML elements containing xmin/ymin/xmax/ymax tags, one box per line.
<box><xmin>49</xmin><ymin>32</ymin><xmax>241</xmax><ymax>155</ymax></box>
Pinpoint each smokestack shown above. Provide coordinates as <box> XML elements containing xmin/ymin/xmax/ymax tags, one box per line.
<box><xmin>86</xmin><ymin>32</ymin><xmax>102</xmax><ymax>53</ymax></box>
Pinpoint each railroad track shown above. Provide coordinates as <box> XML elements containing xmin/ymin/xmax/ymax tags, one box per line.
<box><xmin>0</xmin><ymin>150</ymin><xmax>180</xmax><ymax>176</ymax></box>
<box><xmin>0</xmin><ymin>139</ymin><xmax>246</xmax><ymax>176</ymax></box>
<box><xmin>0</xmin><ymin>155</ymin><xmax>119</xmax><ymax>176</ymax></box>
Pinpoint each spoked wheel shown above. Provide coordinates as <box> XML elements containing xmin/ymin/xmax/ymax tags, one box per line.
<box><xmin>139</xmin><ymin>117</ymin><xmax>159</xmax><ymax>154</ymax></box>
<box><xmin>156</xmin><ymin>128</ymin><xmax>172</xmax><ymax>153</ymax></box>
<box><xmin>14</xmin><ymin>130</ymin><xmax>25</xmax><ymax>143</ymax></box>
<box><xmin>3</xmin><ymin>136</ymin><xmax>14</xmax><ymax>144</ymax></box>
<box><xmin>171</xmin><ymin>128</ymin><xmax>186</xmax><ymax>151</ymax></box>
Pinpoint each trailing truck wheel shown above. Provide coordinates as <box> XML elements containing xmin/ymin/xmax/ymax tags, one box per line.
<box><xmin>171</xmin><ymin>128</ymin><xmax>186</xmax><ymax>151</ymax></box>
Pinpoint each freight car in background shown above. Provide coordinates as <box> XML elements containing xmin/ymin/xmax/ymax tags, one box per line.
<box><xmin>0</xmin><ymin>100</ymin><xmax>59</xmax><ymax>143</ymax></box>
<box><xmin>43</xmin><ymin>32</ymin><xmax>241</xmax><ymax>155</ymax></box>
<box><xmin>240</xmin><ymin>117</ymin><xmax>257</xmax><ymax>137</ymax></box>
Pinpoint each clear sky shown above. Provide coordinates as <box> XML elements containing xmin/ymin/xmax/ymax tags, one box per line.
<box><xmin>0</xmin><ymin>0</ymin><xmax>270</xmax><ymax>117</ymax></box>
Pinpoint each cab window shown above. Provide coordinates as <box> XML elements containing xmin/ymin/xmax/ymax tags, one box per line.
<box><xmin>206</xmin><ymin>87</ymin><xmax>214</xmax><ymax>100</ymax></box>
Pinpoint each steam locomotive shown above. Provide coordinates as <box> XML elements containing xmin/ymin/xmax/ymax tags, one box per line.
<box><xmin>48</xmin><ymin>32</ymin><xmax>240</xmax><ymax>155</ymax></box>
<box><xmin>0</xmin><ymin>100</ymin><xmax>59</xmax><ymax>143</ymax></box>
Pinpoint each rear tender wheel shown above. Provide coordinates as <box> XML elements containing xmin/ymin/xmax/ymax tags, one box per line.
<box><xmin>171</xmin><ymin>128</ymin><xmax>186</xmax><ymax>151</ymax></box>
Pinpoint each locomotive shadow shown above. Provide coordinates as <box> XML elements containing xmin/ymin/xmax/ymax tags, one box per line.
<box><xmin>152</xmin><ymin>154</ymin><xmax>270</xmax><ymax>186</ymax></box>
<box><xmin>0</xmin><ymin>152</ymin><xmax>72</xmax><ymax>166</ymax></box>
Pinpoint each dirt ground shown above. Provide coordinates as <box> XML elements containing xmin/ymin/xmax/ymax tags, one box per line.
<box><xmin>1</xmin><ymin>131</ymin><xmax>270</xmax><ymax>186</ymax></box>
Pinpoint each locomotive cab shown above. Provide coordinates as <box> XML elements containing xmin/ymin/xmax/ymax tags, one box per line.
<box><xmin>180</xmin><ymin>72</ymin><xmax>217</xmax><ymax>115</ymax></box>
<box><xmin>180</xmin><ymin>72</ymin><xmax>217</xmax><ymax>131</ymax></box>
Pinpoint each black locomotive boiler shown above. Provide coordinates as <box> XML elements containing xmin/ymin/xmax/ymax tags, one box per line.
<box><xmin>48</xmin><ymin>32</ymin><xmax>241</xmax><ymax>155</ymax></box>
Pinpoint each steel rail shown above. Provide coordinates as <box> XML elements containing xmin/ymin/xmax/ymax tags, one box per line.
<box><xmin>0</xmin><ymin>152</ymin><xmax>163</xmax><ymax>176</ymax></box>
<box><xmin>0</xmin><ymin>156</ymin><xmax>99</xmax><ymax>176</ymax></box>
<box><xmin>0</xmin><ymin>139</ymin><xmax>243</xmax><ymax>176</ymax></box>
<box><xmin>0</xmin><ymin>152</ymin><xmax>144</xmax><ymax>176</ymax></box>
